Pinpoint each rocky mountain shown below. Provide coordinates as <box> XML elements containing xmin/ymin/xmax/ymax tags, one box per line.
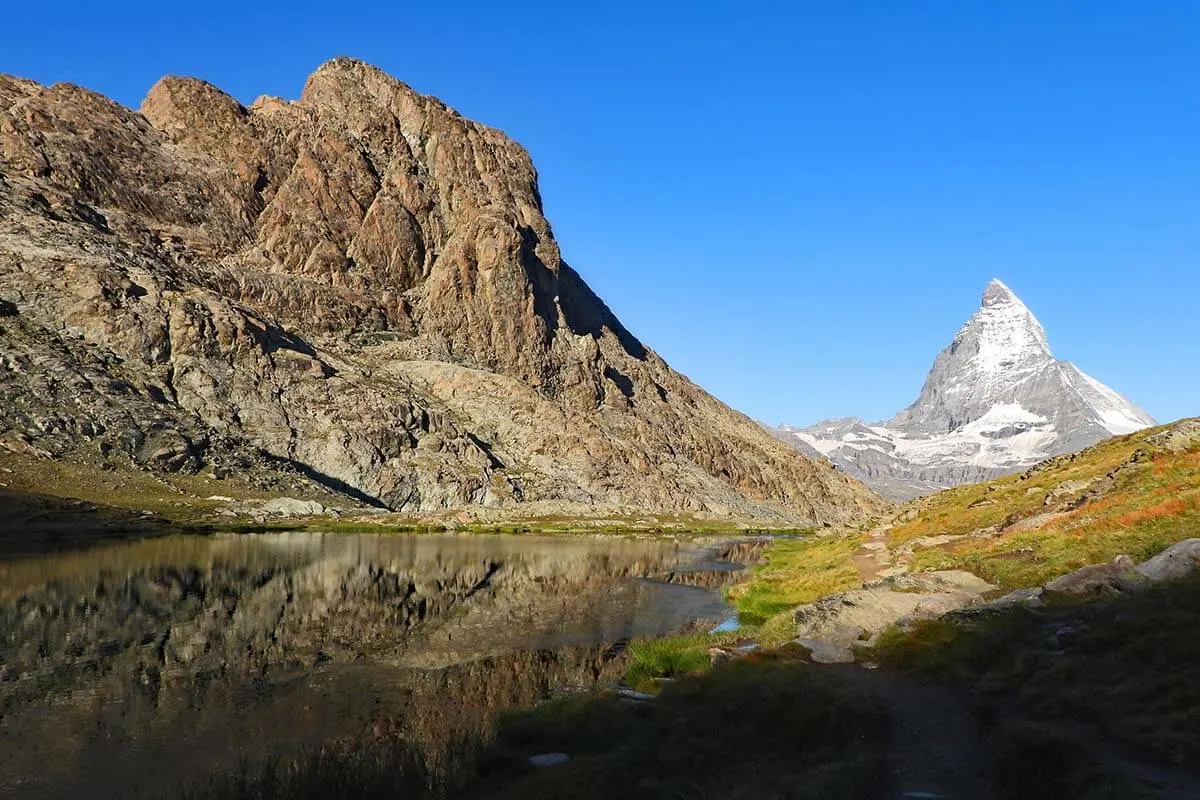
<box><xmin>0</xmin><ymin>59</ymin><xmax>880</xmax><ymax>525</ymax></box>
<box><xmin>779</xmin><ymin>279</ymin><xmax>1156</xmax><ymax>501</ymax></box>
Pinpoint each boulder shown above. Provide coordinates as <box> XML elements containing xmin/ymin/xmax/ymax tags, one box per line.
<box><xmin>793</xmin><ymin>638</ymin><xmax>854</xmax><ymax>664</ymax></box>
<box><xmin>708</xmin><ymin>647</ymin><xmax>735</xmax><ymax>667</ymax></box>
<box><xmin>1042</xmin><ymin>555</ymin><xmax>1146</xmax><ymax>599</ymax></box>
<box><xmin>1145</xmin><ymin>420</ymin><xmax>1200</xmax><ymax>454</ymax></box>
<box><xmin>1136</xmin><ymin>539</ymin><xmax>1200</xmax><ymax>583</ymax></box>
<box><xmin>259</xmin><ymin>498</ymin><xmax>327</xmax><ymax>517</ymax></box>
<box><xmin>958</xmin><ymin>586</ymin><xmax>1044</xmax><ymax>615</ymax></box>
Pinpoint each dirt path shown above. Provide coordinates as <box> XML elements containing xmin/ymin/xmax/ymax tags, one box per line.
<box><xmin>824</xmin><ymin>663</ymin><xmax>995</xmax><ymax>800</ymax></box>
<box><xmin>852</xmin><ymin>524</ymin><xmax>975</xmax><ymax>585</ymax></box>
<box><xmin>852</xmin><ymin>524</ymin><xmax>905</xmax><ymax>584</ymax></box>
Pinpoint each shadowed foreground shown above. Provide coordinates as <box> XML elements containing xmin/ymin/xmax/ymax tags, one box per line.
<box><xmin>177</xmin><ymin>574</ymin><xmax>1200</xmax><ymax>800</ymax></box>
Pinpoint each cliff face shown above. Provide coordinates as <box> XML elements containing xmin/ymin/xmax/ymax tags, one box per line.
<box><xmin>0</xmin><ymin>59</ymin><xmax>880</xmax><ymax>524</ymax></box>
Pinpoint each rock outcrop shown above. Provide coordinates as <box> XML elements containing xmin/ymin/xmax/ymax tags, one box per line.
<box><xmin>790</xmin><ymin>570</ymin><xmax>995</xmax><ymax>661</ymax></box>
<box><xmin>789</xmin><ymin>540</ymin><xmax>1200</xmax><ymax>663</ymax></box>
<box><xmin>0</xmin><ymin>60</ymin><xmax>881</xmax><ymax>524</ymax></box>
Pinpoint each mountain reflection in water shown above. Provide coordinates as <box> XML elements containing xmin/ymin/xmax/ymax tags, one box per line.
<box><xmin>0</xmin><ymin>532</ymin><xmax>747</xmax><ymax>798</ymax></box>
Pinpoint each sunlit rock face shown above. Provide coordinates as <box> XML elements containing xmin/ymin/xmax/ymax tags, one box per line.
<box><xmin>0</xmin><ymin>61</ymin><xmax>880</xmax><ymax>525</ymax></box>
<box><xmin>0</xmin><ymin>532</ymin><xmax>747</xmax><ymax>798</ymax></box>
<box><xmin>779</xmin><ymin>280</ymin><xmax>1155</xmax><ymax>501</ymax></box>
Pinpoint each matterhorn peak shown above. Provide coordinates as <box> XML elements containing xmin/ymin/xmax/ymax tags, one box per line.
<box><xmin>954</xmin><ymin>278</ymin><xmax>1051</xmax><ymax>373</ymax></box>
<box><xmin>982</xmin><ymin>278</ymin><xmax>1017</xmax><ymax>306</ymax></box>
<box><xmin>780</xmin><ymin>279</ymin><xmax>1156</xmax><ymax>500</ymax></box>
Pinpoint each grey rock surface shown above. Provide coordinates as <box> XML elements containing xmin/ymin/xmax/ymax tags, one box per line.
<box><xmin>1145</xmin><ymin>420</ymin><xmax>1200</xmax><ymax>454</ymax></box>
<box><xmin>793</xmin><ymin>637</ymin><xmax>856</xmax><ymax>664</ymax></box>
<box><xmin>1042</xmin><ymin>555</ymin><xmax>1146</xmax><ymax>599</ymax></box>
<box><xmin>791</xmin><ymin>570</ymin><xmax>994</xmax><ymax>649</ymax></box>
<box><xmin>259</xmin><ymin>497</ymin><xmax>328</xmax><ymax>517</ymax></box>
<box><xmin>1135</xmin><ymin>539</ymin><xmax>1200</xmax><ymax>583</ymax></box>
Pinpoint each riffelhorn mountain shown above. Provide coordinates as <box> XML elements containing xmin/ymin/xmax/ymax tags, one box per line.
<box><xmin>779</xmin><ymin>279</ymin><xmax>1155</xmax><ymax>501</ymax></box>
<box><xmin>0</xmin><ymin>59</ymin><xmax>881</xmax><ymax>525</ymax></box>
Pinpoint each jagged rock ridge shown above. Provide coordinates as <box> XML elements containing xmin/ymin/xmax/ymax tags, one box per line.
<box><xmin>0</xmin><ymin>59</ymin><xmax>881</xmax><ymax>524</ymax></box>
<box><xmin>779</xmin><ymin>279</ymin><xmax>1155</xmax><ymax>501</ymax></box>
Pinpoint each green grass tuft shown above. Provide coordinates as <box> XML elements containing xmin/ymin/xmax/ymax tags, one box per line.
<box><xmin>728</xmin><ymin>534</ymin><xmax>864</xmax><ymax>626</ymax></box>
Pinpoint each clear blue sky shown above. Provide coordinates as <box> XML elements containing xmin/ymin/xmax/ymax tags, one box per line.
<box><xmin>5</xmin><ymin>1</ymin><xmax>1197</xmax><ymax>425</ymax></box>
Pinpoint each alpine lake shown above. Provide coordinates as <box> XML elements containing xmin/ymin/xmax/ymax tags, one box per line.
<box><xmin>0</xmin><ymin>530</ymin><xmax>759</xmax><ymax>798</ymax></box>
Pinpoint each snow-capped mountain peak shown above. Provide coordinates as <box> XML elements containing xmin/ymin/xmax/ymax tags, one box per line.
<box><xmin>969</xmin><ymin>278</ymin><xmax>1051</xmax><ymax>370</ymax></box>
<box><xmin>778</xmin><ymin>279</ymin><xmax>1156</xmax><ymax>500</ymax></box>
<box><xmin>890</xmin><ymin>278</ymin><xmax>1057</xmax><ymax>435</ymax></box>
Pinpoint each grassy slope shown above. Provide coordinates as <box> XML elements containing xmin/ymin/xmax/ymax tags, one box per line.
<box><xmin>611</xmin><ymin>420</ymin><xmax>1200</xmax><ymax>797</ymax></box>
<box><xmin>621</xmin><ymin>419</ymin><xmax>1200</xmax><ymax>721</ymax></box>
<box><xmin>728</xmin><ymin>534</ymin><xmax>865</xmax><ymax>624</ymax></box>
<box><xmin>888</xmin><ymin>420</ymin><xmax>1200</xmax><ymax>588</ymax></box>
<box><xmin>0</xmin><ymin>447</ymin><xmax>332</xmax><ymax>521</ymax></box>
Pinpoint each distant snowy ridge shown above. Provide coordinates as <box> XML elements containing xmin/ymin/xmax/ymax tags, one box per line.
<box><xmin>778</xmin><ymin>279</ymin><xmax>1155</xmax><ymax>501</ymax></box>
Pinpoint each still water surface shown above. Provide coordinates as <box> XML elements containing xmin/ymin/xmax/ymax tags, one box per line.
<box><xmin>0</xmin><ymin>532</ymin><xmax>747</xmax><ymax>798</ymax></box>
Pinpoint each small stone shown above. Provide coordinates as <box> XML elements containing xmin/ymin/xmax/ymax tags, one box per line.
<box><xmin>793</xmin><ymin>638</ymin><xmax>854</xmax><ymax>664</ymax></box>
<box><xmin>708</xmin><ymin>647</ymin><xmax>734</xmax><ymax>667</ymax></box>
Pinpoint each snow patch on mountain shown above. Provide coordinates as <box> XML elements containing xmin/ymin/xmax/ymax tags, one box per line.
<box><xmin>1063</xmin><ymin>364</ymin><xmax>1155</xmax><ymax>435</ymax></box>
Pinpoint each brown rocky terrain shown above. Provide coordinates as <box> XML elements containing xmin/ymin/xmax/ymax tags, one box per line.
<box><xmin>0</xmin><ymin>59</ymin><xmax>882</xmax><ymax>525</ymax></box>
